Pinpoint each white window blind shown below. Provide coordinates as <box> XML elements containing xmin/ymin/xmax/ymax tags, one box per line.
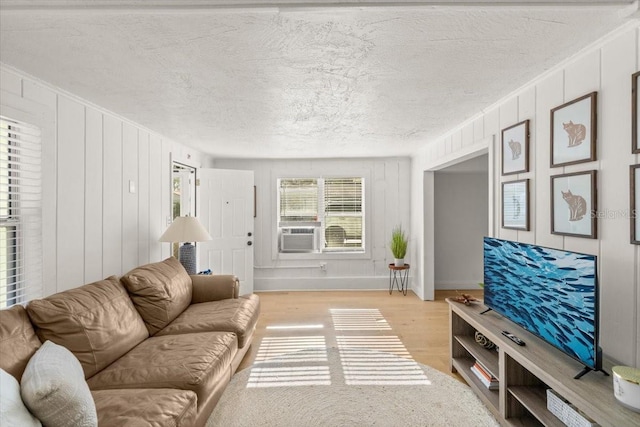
<box><xmin>278</xmin><ymin>177</ymin><xmax>364</xmax><ymax>252</ymax></box>
<box><xmin>0</xmin><ymin>115</ymin><xmax>42</xmax><ymax>308</ymax></box>
<box><xmin>279</xmin><ymin>178</ymin><xmax>318</xmax><ymax>222</ymax></box>
<box><xmin>324</xmin><ymin>178</ymin><xmax>363</xmax><ymax>250</ymax></box>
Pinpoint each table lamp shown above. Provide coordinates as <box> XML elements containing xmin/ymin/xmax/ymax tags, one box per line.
<box><xmin>159</xmin><ymin>216</ymin><xmax>212</xmax><ymax>274</ymax></box>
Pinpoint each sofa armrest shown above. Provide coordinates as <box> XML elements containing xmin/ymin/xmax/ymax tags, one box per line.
<box><xmin>190</xmin><ymin>275</ymin><xmax>239</xmax><ymax>303</ymax></box>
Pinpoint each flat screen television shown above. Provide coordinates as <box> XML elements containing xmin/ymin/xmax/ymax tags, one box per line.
<box><xmin>483</xmin><ymin>237</ymin><xmax>602</xmax><ymax>378</ymax></box>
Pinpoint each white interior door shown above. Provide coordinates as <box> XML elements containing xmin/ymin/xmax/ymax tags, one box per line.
<box><xmin>197</xmin><ymin>168</ymin><xmax>254</xmax><ymax>295</ymax></box>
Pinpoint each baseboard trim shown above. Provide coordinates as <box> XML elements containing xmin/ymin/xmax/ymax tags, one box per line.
<box><xmin>255</xmin><ymin>277</ymin><xmax>391</xmax><ymax>292</ymax></box>
<box><xmin>435</xmin><ymin>280</ymin><xmax>482</xmax><ymax>290</ymax></box>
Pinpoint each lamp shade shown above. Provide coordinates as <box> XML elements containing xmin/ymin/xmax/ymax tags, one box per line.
<box><xmin>159</xmin><ymin>216</ymin><xmax>212</xmax><ymax>243</ymax></box>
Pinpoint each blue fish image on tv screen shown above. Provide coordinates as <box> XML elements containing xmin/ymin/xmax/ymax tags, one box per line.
<box><xmin>483</xmin><ymin>237</ymin><xmax>598</xmax><ymax>370</ymax></box>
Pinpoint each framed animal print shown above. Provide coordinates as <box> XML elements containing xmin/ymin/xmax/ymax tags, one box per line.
<box><xmin>633</xmin><ymin>72</ymin><xmax>640</xmax><ymax>154</ymax></box>
<box><xmin>551</xmin><ymin>170</ymin><xmax>597</xmax><ymax>239</ymax></box>
<box><xmin>631</xmin><ymin>165</ymin><xmax>640</xmax><ymax>244</ymax></box>
<box><xmin>550</xmin><ymin>92</ymin><xmax>597</xmax><ymax>167</ymax></box>
<box><xmin>501</xmin><ymin>120</ymin><xmax>529</xmax><ymax>176</ymax></box>
<box><xmin>502</xmin><ymin>179</ymin><xmax>529</xmax><ymax>231</ymax></box>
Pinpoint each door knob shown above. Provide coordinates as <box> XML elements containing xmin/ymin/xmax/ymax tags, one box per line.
<box><xmin>247</xmin><ymin>241</ymin><xmax>253</xmax><ymax>246</ymax></box>
<box><xmin>248</xmin><ymin>232</ymin><xmax>252</xmax><ymax>237</ymax></box>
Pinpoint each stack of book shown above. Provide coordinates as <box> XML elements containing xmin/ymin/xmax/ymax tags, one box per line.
<box><xmin>470</xmin><ymin>360</ymin><xmax>499</xmax><ymax>390</ymax></box>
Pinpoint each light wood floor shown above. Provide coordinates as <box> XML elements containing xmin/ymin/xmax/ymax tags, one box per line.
<box><xmin>237</xmin><ymin>289</ymin><xmax>483</xmax><ymax>377</ymax></box>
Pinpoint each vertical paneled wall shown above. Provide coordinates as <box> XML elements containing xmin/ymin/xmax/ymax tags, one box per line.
<box><xmin>102</xmin><ymin>114</ymin><xmax>123</xmax><ymax>279</ymax></box>
<box><xmin>85</xmin><ymin>108</ymin><xmax>104</xmax><ymax>284</ymax></box>
<box><xmin>210</xmin><ymin>158</ymin><xmax>411</xmax><ymax>291</ymax></box>
<box><xmin>57</xmin><ymin>96</ymin><xmax>85</xmax><ymax>288</ymax></box>
<box><xmin>414</xmin><ymin>24</ymin><xmax>640</xmax><ymax>366</ymax></box>
<box><xmin>0</xmin><ymin>66</ymin><xmax>207</xmax><ymax>296</ymax></box>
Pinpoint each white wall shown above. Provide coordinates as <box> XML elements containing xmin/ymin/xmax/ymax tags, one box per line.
<box><xmin>209</xmin><ymin>158</ymin><xmax>411</xmax><ymax>291</ymax></box>
<box><xmin>412</xmin><ymin>22</ymin><xmax>640</xmax><ymax>367</ymax></box>
<box><xmin>0</xmin><ymin>66</ymin><xmax>208</xmax><ymax>297</ymax></box>
<box><xmin>434</xmin><ymin>172</ymin><xmax>488</xmax><ymax>289</ymax></box>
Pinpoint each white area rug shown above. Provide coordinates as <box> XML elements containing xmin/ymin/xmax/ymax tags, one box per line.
<box><xmin>207</xmin><ymin>348</ymin><xmax>499</xmax><ymax>427</ymax></box>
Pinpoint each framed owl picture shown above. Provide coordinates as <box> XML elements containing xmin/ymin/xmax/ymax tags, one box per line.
<box><xmin>550</xmin><ymin>92</ymin><xmax>597</xmax><ymax>167</ymax></box>
<box><xmin>551</xmin><ymin>170</ymin><xmax>597</xmax><ymax>239</ymax></box>
<box><xmin>501</xmin><ymin>120</ymin><xmax>529</xmax><ymax>176</ymax></box>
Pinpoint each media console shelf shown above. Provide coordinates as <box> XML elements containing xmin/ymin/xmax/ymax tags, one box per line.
<box><xmin>447</xmin><ymin>298</ymin><xmax>640</xmax><ymax>427</ymax></box>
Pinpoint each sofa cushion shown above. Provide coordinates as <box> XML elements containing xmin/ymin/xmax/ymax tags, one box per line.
<box><xmin>0</xmin><ymin>368</ymin><xmax>41</xmax><ymax>427</ymax></box>
<box><xmin>191</xmin><ymin>274</ymin><xmax>238</xmax><ymax>302</ymax></box>
<box><xmin>121</xmin><ymin>257</ymin><xmax>193</xmax><ymax>335</ymax></box>
<box><xmin>92</xmin><ymin>389</ymin><xmax>196</xmax><ymax>427</ymax></box>
<box><xmin>157</xmin><ymin>294</ymin><xmax>260</xmax><ymax>348</ymax></box>
<box><xmin>87</xmin><ymin>332</ymin><xmax>237</xmax><ymax>410</ymax></box>
<box><xmin>26</xmin><ymin>276</ymin><xmax>149</xmax><ymax>378</ymax></box>
<box><xmin>0</xmin><ymin>305</ymin><xmax>42</xmax><ymax>382</ymax></box>
<box><xmin>21</xmin><ymin>340</ymin><xmax>97</xmax><ymax>427</ymax></box>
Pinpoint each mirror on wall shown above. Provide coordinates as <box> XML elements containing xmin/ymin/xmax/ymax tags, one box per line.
<box><xmin>171</xmin><ymin>161</ymin><xmax>197</xmax><ymax>258</ymax></box>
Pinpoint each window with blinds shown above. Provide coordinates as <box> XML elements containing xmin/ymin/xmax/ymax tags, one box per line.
<box><xmin>278</xmin><ymin>177</ymin><xmax>364</xmax><ymax>252</ymax></box>
<box><xmin>0</xmin><ymin>116</ymin><xmax>42</xmax><ymax>308</ymax></box>
<box><xmin>279</xmin><ymin>179</ymin><xmax>318</xmax><ymax>222</ymax></box>
<box><xmin>324</xmin><ymin>178</ymin><xmax>362</xmax><ymax>250</ymax></box>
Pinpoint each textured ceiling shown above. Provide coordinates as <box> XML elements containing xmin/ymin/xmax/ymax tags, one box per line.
<box><xmin>0</xmin><ymin>1</ymin><xmax>637</xmax><ymax>158</ymax></box>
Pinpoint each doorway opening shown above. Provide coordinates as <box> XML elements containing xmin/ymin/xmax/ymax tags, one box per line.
<box><xmin>433</xmin><ymin>154</ymin><xmax>488</xmax><ymax>290</ymax></box>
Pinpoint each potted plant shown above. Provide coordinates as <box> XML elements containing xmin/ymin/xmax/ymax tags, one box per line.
<box><xmin>390</xmin><ymin>225</ymin><xmax>408</xmax><ymax>267</ymax></box>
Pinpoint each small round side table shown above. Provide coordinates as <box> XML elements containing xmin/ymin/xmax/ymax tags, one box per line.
<box><xmin>388</xmin><ymin>263</ymin><xmax>410</xmax><ymax>295</ymax></box>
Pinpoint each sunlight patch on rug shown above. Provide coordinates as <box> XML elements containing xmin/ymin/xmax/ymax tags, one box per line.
<box><xmin>336</xmin><ymin>335</ymin><xmax>411</xmax><ymax>358</ymax></box>
<box><xmin>266</xmin><ymin>324</ymin><xmax>324</xmax><ymax>330</ymax></box>
<box><xmin>246</xmin><ymin>365</ymin><xmax>331</xmax><ymax>388</ymax></box>
<box><xmin>249</xmin><ymin>337</ymin><xmax>329</xmax><ymax>388</ymax></box>
<box><xmin>248</xmin><ymin>309</ymin><xmax>430</xmax><ymax>388</ymax></box>
<box><xmin>339</xmin><ymin>347</ymin><xmax>430</xmax><ymax>385</ymax></box>
<box><xmin>254</xmin><ymin>336</ymin><xmax>327</xmax><ymax>363</ymax></box>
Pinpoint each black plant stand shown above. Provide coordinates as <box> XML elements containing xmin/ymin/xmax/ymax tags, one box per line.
<box><xmin>388</xmin><ymin>263</ymin><xmax>410</xmax><ymax>295</ymax></box>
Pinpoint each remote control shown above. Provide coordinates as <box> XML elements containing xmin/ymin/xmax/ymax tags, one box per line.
<box><xmin>502</xmin><ymin>331</ymin><xmax>525</xmax><ymax>346</ymax></box>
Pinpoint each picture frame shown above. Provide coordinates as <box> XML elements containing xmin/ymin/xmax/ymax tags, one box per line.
<box><xmin>550</xmin><ymin>92</ymin><xmax>597</xmax><ymax>167</ymax></box>
<box><xmin>501</xmin><ymin>120</ymin><xmax>529</xmax><ymax>176</ymax></box>
<box><xmin>551</xmin><ymin>170</ymin><xmax>597</xmax><ymax>239</ymax></box>
<box><xmin>633</xmin><ymin>72</ymin><xmax>640</xmax><ymax>154</ymax></box>
<box><xmin>631</xmin><ymin>165</ymin><xmax>640</xmax><ymax>244</ymax></box>
<box><xmin>502</xmin><ymin>179</ymin><xmax>529</xmax><ymax>230</ymax></box>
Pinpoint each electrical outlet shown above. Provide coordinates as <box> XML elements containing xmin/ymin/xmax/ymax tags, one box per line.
<box><xmin>320</xmin><ymin>263</ymin><xmax>327</xmax><ymax>271</ymax></box>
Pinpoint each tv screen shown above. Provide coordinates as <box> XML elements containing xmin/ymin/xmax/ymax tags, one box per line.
<box><xmin>483</xmin><ymin>237</ymin><xmax>599</xmax><ymax>372</ymax></box>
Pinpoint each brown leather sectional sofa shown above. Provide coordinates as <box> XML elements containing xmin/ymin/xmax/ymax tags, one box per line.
<box><xmin>0</xmin><ymin>257</ymin><xmax>260</xmax><ymax>427</ymax></box>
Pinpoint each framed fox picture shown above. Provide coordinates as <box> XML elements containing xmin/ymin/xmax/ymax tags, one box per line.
<box><xmin>551</xmin><ymin>170</ymin><xmax>597</xmax><ymax>239</ymax></box>
<box><xmin>550</xmin><ymin>92</ymin><xmax>597</xmax><ymax>167</ymax></box>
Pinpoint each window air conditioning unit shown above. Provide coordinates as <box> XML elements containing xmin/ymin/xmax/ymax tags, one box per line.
<box><xmin>280</xmin><ymin>227</ymin><xmax>317</xmax><ymax>253</ymax></box>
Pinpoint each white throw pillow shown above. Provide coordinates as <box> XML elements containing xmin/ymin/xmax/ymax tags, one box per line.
<box><xmin>0</xmin><ymin>368</ymin><xmax>41</xmax><ymax>427</ymax></box>
<box><xmin>21</xmin><ymin>340</ymin><xmax>97</xmax><ymax>427</ymax></box>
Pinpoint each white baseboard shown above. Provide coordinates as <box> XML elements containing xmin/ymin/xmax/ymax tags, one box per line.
<box><xmin>255</xmin><ymin>276</ymin><xmax>392</xmax><ymax>292</ymax></box>
<box><xmin>435</xmin><ymin>280</ymin><xmax>483</xmax><ymax>290</ymax></box>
